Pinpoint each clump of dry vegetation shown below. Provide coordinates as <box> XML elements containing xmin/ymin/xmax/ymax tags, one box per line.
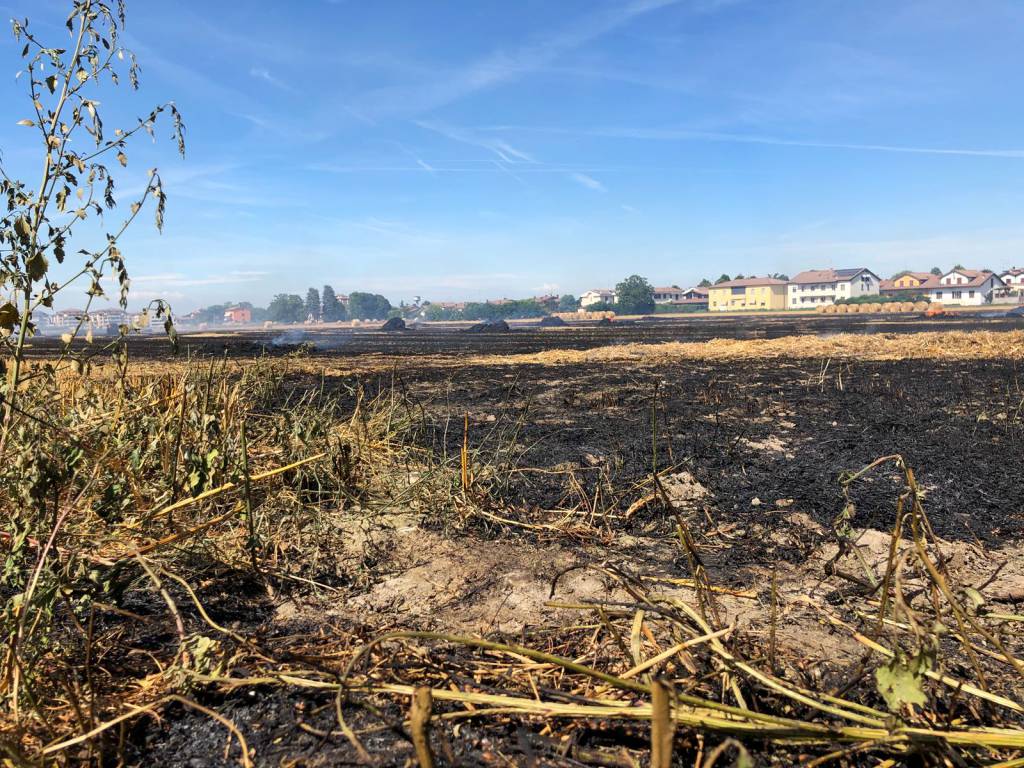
<box><xmin>2</xmin><ymin>349</ymin><xmax>1023</xmax><ymax>767</ymax></box>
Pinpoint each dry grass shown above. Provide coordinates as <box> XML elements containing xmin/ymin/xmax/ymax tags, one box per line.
<box><xmin>3</xmin><ymin>340</ymin><xmax>1024</xmax><ymax>766</ymax></box>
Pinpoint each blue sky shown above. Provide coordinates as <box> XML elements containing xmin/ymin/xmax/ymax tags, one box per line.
<box><xmin>4</xmin><ymin>0</ymin><xmax>1024</xmax><ymax>310</ymax></box>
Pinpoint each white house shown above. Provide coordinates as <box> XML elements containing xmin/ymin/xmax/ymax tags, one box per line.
<box><xmin>928</xmin><ymin>269</ymin><xmax>1005</xmax><ymax>306</ymax></box>
<box><xmin>49</xmin><ymin>308</ymin><xmax>86</xmax><ymax>328</ymax></box>
<box><xmin>652</xmin><ymin>286</ymin><xmax>685</xmax><ymax>303</ymax></box>
<box><xmin>1000</xmin><ymin>268</ymin><xmax>1024</xmax><ymax>293</ymax></box>
<box><xmin>787</xmin><ymin>268</ymin><xmax>880</xmax><ymax>308</ymax></box>
<box><xmin>580</xmin><ymin>289</ymin><xmax>616</xmax><ymax>307</ymax></box>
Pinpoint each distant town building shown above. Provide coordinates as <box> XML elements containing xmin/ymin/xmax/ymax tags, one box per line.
<box><xmin>680</xmin><ymin>286</ymin><xmax>709</xmax><ymax>301</ymax></box>
<box><xmin>708</xmin><ymin>277</ymin><xmax>788</xmax><ymax>311</ymax></box>
<box><xmin>652</xmin><ymin>286</ymin><xmax>685</xmax><ymax>303</ymax></box>
<box><xmin>661</xmin><ymin>286</ymin><xmax>709</xmax><ymax>310</ymax></box>
<box><xmin>787</xmin><ymin>268</ymin><xmax>880</xmax><ymax>308</ymax></box>
<box><xmin>534</xmin><ymin>294</ymin><xmax>559</xmax><ymax>308</ymax></box>
<box><xmin>928</xmin><ymin>269</ymin><xmax>1005</xmax><ymax>306</ymax></box>
<box><xmin>223</xmin><ymin>306</ymin><xmax>252</xmax><ymax>324</ymax></box>
<box><xmin>49</xmin><ymin>308</ymin><xmax>128</xmax><ymax>331</ymax></box>
<box><xmin>1000</xmin><ymin>268</ymin><xmax>1024</xmax><ymax>293</ymax></box>
<box><xmin>49</xmin><ymin>308</ymin><xmax>86</xmax><ymax>328</ymax></box>
<box><xmin>580</xmin><ymin>289</ymin><xmax>616</xmax><ymax>307</ymax></box>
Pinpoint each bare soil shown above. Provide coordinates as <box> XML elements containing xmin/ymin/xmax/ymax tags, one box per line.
<box><xmin>90</xmin><ymin>325</ymin><xmax>1024</xmax><ymax>765</ymax></box>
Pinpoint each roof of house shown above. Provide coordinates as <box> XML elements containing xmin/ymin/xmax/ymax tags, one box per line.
<box><xmin>1001</xmin><ymin>267</ymin><xmax>1024</xmax><ymax>277</ymax></box>
<box><xmin>894</xmin><ymin>271</ymin><xmax>934</xmax><ymax>282</ymax></box>
<box><xmin>713</xmin><ymin>277</ymin><xmax>788</xmax><ymax>288</ymax></box>
<box><xmin>880</xmin><ymin>277</ymin><xmax>939</xmax><ymax>291</ymax></box>
<box><xmin>653</xmin><ymin>286</ymin><xmax>683</xmax><ymax>292</ymax></box>
<box><xmin>936</xmin><ymin>270</ymin><xmax>1002</xmax><ymax>289</ymax></box>
<box><xmin>583</xmin><ymin>288</ymin><xmax>615</xmax><ymax>296</ymax></box>
<box><xmin>685</xmin><ymin>286</ymin><xmax>710</xmax><ymax>296</ymax></box>
<box><xmin>790</xmin><ymin>267</ymin><xmax>875</xmax><ymax>285</ymax></box>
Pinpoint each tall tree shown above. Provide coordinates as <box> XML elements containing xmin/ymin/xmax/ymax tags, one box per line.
<box><xmin>715</xmin><ymin>274</ymin><xmax>732</xmax><ymax>284</ymax></box>
<box><xmin>348</xmin><ymin>292</ymin><xmax>392</xmax><ymax>320</ymax></box>
<box><xmin>558</xmin><ymin>294</ymin><xmax>578</xmax><ymax>311</ymax></box>
<box><xmin>615</xmin><ymin>275</ymin><xmax>655</xmax><ymax>315</ymax></box>
<box><xmin>304</xmin><ymin>287</ymin><xmax>321</xmax><ymax>322</ymax></box>
<box><xmin>268</xmin><ymin>294</ymin><xmax>304</xmax><ymax>323</ymax></box>
<box><xmin>321</xmin><ymin>285</ymin><xmax>346</xmax><ymax>322</ymax></box>
<box><xmin>930</xmin><ymin>267</ymin><xmax>943</xmax><ymax>275</ymax></box>
<box><xmin>698</xmin><ymin>278</ymin><xmax>712</xmax><ymax>287</ymax></box>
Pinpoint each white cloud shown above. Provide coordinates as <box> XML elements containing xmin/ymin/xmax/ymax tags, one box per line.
<box><xmin>249</xmin><ymin>67</ymin><xmax>294</xmax><ymax>92</ymax></box>
<box><xmin>486</xmin><ymin>124</ymin><xmax>1024</xmax><ymax>159</ymax></box>
<box><xmin>130</xmin><ymin>271</ymin><xmax>268</xmax><ymax>288</ymax></box>
<box><xmin>346</xmin><ymin>0</ymin><xmax>687</xmax><ymax>119</ymax></box>
<box><xmin>570</xmin><ymin>172</ymin><xmax>607</xmax><ymax>192</ymax></box>
<box><xmin>415</xmin><ymin>120</ymin><xmax>536</xmax><ymax>164</ymax></box>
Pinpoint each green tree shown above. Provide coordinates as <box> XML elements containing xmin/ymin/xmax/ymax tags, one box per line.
<box><xmin>348</xmin><ymin>291</ymin><xmax>392</xmax><ymax>320</ymax></box>
<box><xmin>930</xmin><ymin>267</ymin><xmax>943</xmax><ymax>276</ymax></box>
<box><xmin>321</xmin><ymin>285</ymin><xmax>346</xmax><ymax>321</ymax></box>
<box><xmin>715</xmin><ymin>274</ymin><xmax>731</xmax><ymax>284</ymax></box>
<box><xmin>558</xmin><ymin>294</ymin><xmax>578</xmax><ymax>311</ymax></box>
<box><xmin>268</xmin><ymin>294</ymin><xmax>304</xmax><ymax>323</ymax></box>
<box><xmin>614</xmin><ymin>275</ymin><xmax>655</xmax><ymax>315</ymax></box>
<box><xmin>952</xmin><ymin>263</ymin><xmax>965</xmax><ymax>271</ymax></box>
<box><xmin>770</xmin><ymin>273</ymin><xmax>790</xmax><ymax>281</ymax></box>
<box><xmin>304</xmin><ymin>287</ymin><xmax>320</xmax><ymax>322</ymax></box>
<box><xmin>734</xmin><ymin>273</ymin><xmax>745</xmax><ymax>280</ymax></box>
<box><xmin>1</xmin><ymin>1</ymin><xmax>184</xmax><ymax>438</ymax></box>
<box><xmin>698</xmin><ymin>278</ymin><xmax>712</xmax><ymax>287</ymax></box>
<box><xmin>423</xmin><ymin>303</ymin><xmax>447</xmax><ymax>321</ymax></box>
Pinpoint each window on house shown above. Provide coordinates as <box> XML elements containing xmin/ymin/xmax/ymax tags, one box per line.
<box><xmin>935</xmin><ymin>291</ymin><xmax>942</xmax><ymax>298</ymax></box>
<box><xmin>969</xmin><ymin>290</ymin><xmax>975</xmax><ymax>298</ymax></box>
<box><xmin>952</xmin><ymin>291</ymin><xmax>962</xmax><ymax>299</ymax></box>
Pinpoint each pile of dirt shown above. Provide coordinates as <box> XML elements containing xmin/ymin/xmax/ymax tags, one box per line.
<box><xmin>538</xmin><ymin>315</ymin><xmax>567</xmax><ymax>327</ymax></box>
<box><xmin>596</xmin><ymin>317</ymin><xmax>613</xmax><ymax>326</ymax></box>
<box><xmin>465</xmin><ymin>319</ymin><xmax>510</xmax><ymax>333</ymax></box>
<box><xmin>380</xmin><ymin>317</ymin><xmax>406</xmax><ymax>331</ymax></box>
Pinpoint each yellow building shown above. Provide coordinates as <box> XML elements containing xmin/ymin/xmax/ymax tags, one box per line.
<box><xmin>708</xmin><ymin>277</ymin><xmax>789</xmax><ymax>311</ymax></box>
<box><xmin>892</xmin><ymin>272</ymin><xmax>933</xmax><ymax>289</ymax></box>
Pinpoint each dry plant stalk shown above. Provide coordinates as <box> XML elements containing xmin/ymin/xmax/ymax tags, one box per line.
<box><xmin>410</xmin><ymin>686</ymin><xmax>436</xmax><ymax>768</ymax></box>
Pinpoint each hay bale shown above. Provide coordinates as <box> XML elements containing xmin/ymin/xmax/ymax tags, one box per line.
<box><xmin>866</xmin><ymin>303</ymin><xmax>882</xmax><ymax>313</ymax></box>
<box><xmin>538</xmin><ymin>315</ymin><xmax>567</xmax><ymax>327</ymax></box>
<box><xmin>815</xmin><ymin>304</ymin><xmax>827</xmax><ymax>313</ymax></box>
<box><xmin>835</xmin><ymin>304</ymin><xmax>849</xmax><ymax>314</ymax></box>
<box><xmin>822</xmin><ymin>304</ymin><xmax>836</xmax><ymax>314</ymax></box>
<box><xmin>914</xmin><ymin>301</ymin><xmax>930</xmax><ymax>312</ymax></box>
<box><xmin>465</xmin><ymin>319</ymin><xmax>510</xmax><ymax>333</ymax></box>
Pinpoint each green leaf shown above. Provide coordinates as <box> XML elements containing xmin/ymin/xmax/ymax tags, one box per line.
<box><xmin>875</xmin><ymin>652</ymin><xmax>929</xmax><ymax>712</ymax></box>
<box><xmin>0</xmin><ymin>302</ymin><xmax>19</xmax><ymax>332</ymax></box>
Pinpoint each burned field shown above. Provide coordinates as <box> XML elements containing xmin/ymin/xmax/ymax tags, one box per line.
<box><xmin>5</xmin><ymin>330</ymin><xmax>1024</xmax><ymax>767</ymax></box>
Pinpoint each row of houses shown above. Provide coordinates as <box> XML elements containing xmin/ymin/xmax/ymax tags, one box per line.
<box><xmin>577</xmin><ymin>268</ymin><xmax>1016</xmax><ymax>314</ymax></box>
<box><xmin>707</xmin><ymin>267</ymin><xmax>1019</xmax><ymax>312</ymax></box>
<box><xmin>580</xmin><ymin>285</ymin><xmax>710</xmax><ymax>308</ymax></box>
